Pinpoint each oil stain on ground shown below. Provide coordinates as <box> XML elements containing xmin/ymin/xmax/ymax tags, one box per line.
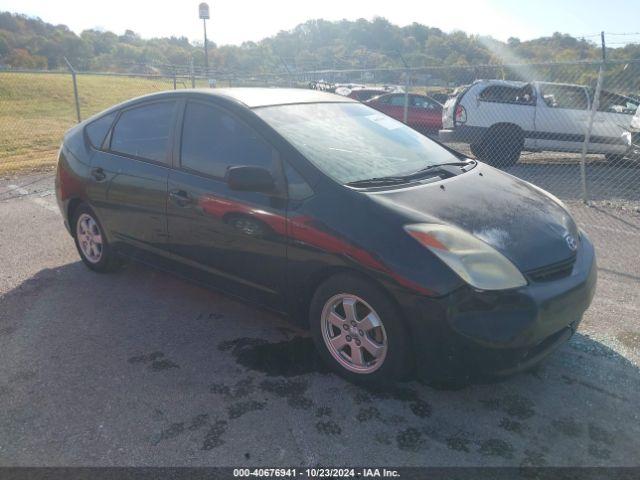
<box><xmin>478</xmin><ymin>438</ymin><xmax>514</xmax><ymax>459</ymax></box>
<box><xmin>202</xmin><ymin>419</ymin><xmax>228</xmax><ymax>450</ymax></box>
<box><xmin>259</xmin><ymin>378</ymin><xmax>314</xmax><ymax>410</ymax></box>
<box><xmin>128</xmin><ymin>351</ymin><xmax>179</xmax><ymax>371</ymax></box>
<box><xmin>219</xmin><ymin>336</ymin><xmax>329</xmax><ymax>377</ymax></box>
<box><xmin>480</xmin><ymin>394</ymin><xmax>535</xmax><ymax>420</ymax></box>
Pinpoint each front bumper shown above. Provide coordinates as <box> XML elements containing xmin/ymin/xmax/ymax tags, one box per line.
<box><xmin>401</xmin><ymin>233</ymin><xmax>597</xmax><ymax>381</ymax></box>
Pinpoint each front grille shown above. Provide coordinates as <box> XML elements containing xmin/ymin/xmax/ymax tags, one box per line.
<box><xmin>526</xmin><ymin>255</ymin><xmax>576</xmax><ymax>283</ymax></box>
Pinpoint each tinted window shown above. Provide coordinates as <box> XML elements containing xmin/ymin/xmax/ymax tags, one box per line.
<box><xmin>85</xmin><ymin>112</ymin><xmax>116</xmax><ymax>148</ymax></box>
<box><xmin>388</xmin><ymin>95</ymin><xmax>407</xmax><ymax>106</ymax></box>
<box><xmin>479</xmin><ymin>84</ymin><xmax>534</xmax><ymax>105</ymax></box>
<box><xmin>411</xmin><ymin>96</ymin><xmax>437</xmax><ymax>110</ymax></box>
<box><xmin>180</xmin><ymin>102</ymin><xmax>274</xmax><ymax>178</ymax></box>
<box><xmin>110</xmin><ymin>101</ymin><xmax>177</xmax><ymax>163</ymax></box>
<box><xmin>540</xmin><ymin>84</ymin><xmax>588</xmax><ymax>110</ymax></box>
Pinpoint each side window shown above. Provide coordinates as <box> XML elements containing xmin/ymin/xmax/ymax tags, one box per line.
<box><xmin>540</xmin><ymin>85</ymin><xmax>589</xmax><ymax>110</ymax></box>
<box><xmin>597</xmin><ymin>91</ymin><xmax>639</xmax><ymax>115</ymax></box>
<box><xmin>479</xmin><ymin>84</ymin><xmax>534</xmax><ymax>105</ymax></box>
<box><xmin>180</xmin><ymin>101</ymin><xmax>274</xmax><ymax>178</ymax></box>
<box><xmin>110</xmin><ymin>101</ymin><xmax>177</xmax><ymax>163</ymax></box>
<box><xmin>388</xmin><ymin>95</ymin><xmax>407</xmax><ymax>107</ymax></box>
<box><xmin>411</xmin><ymin>96</ymin><xmax>436</xmax><ymax>110</ymax></box>
<box><xmin>85</xmin><ymin>112</ymin><xmax>117</xmax><ymax>149</ymax></box>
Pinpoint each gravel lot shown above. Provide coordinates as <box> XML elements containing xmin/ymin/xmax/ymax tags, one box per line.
<box><xmin>0</xmin><ymin>170</ymin><xmax>639</xmax><ymax>468</ymax></box>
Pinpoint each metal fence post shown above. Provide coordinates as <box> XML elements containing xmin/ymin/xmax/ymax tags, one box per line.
<box><xmin>64</xmin><ymin>57</ymin><xmax>81</xmax><ymax>123</ymax></box>
<box><xmin>578</xmin><ymin>35</ymin><xmax>606</xmax><ymax>204</ymax></box>
<box><xmin>173</xmin><ymin>71</ymin><xmax>177</xmax><ymax>90</ymax></box>
<box><xmin>190</xmin><ymin>58</ymin><xmax>196</xmax><ymax>88</ymax></box>
<box><xmin>403</xmin><ymin>69</ymin><xmax>410</xmax><ymax>124</ymax></box>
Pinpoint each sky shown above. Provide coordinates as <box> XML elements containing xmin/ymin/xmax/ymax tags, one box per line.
<box><xmin>1</xmin><ymin>0</ymin><xmax>639</xmax><ymax>46</ymax></box>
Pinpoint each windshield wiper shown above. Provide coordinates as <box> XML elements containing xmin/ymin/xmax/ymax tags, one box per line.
<box><xmin>346</xmin><ymin>160</ymin><xmax>476</xmax><ymax>187</ymax></box>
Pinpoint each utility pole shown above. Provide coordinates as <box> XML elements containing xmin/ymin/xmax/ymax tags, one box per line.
<box><xmin>199</xmin><ymin>3</ymin><xmax>210</xmax><ymax>76</ymax></box>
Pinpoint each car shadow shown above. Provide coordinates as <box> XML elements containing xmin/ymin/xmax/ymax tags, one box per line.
<box><xmin>1</xmin><ymin>262</ymin><xmax>639</xmax><ymax>467</ymax></box>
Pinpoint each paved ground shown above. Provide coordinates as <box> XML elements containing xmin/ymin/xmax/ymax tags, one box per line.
<box><xmin>0</xmin><ymin>172</ymin><xmax>639</xmax><ymax>467</ymax></box>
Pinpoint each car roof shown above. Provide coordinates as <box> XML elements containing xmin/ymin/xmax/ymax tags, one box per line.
<box><xmin>193</xmin><ymin>87</ymin><xmax>355</xmax><ymax>108</ymax></box>
<box><xmin>80</xmin><ymin>88</ymin><xmax>357</xmax><ymax>126</ymax></box>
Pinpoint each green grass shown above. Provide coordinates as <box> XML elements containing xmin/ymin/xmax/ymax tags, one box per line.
<box><xmin>0</xmin><ymin>72</ymin><xmax>194</xmax><ymax>175</ymax></box>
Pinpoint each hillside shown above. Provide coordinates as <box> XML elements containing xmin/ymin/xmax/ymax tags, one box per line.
<box><xmin>1</xmin><ymin>11</ymin><xmax>639</xmax><ymax>74</ymax></box>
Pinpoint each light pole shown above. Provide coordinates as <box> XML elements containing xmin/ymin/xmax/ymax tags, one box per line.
<box><xmin>199</xmin><ymin>3</ymin><xmax>210</xmax><ymax>75</ymax></box>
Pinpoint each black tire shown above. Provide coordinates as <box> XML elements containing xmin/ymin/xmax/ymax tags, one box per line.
<box><xmin>309</xmin><ymin>273</ymin><xmax>412</xmax><ymax>386</ymax></box>
<box><xmin>72</xmin><ymin>203</ymin><xmax>121</xmax><ymax>273</ymax></box>
<box><xmin>476</xmin><ymin>126</ymin><xmax>523</xmax><ymax>168</ymax></box>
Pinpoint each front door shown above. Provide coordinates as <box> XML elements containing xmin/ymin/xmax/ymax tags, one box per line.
<box><xmin>166</xmin><ymin>100</ymin><xmax>288</xmax><ymax>310</ymax></box>
<box><xmin>535</xmin><ymin>83</ymin><xmax>590</xmax><ymax>153</ymax></box>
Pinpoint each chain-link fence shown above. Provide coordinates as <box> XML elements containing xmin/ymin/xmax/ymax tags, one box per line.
<box><xmin>1</xmin><ymin>59</ymin><xmax>638</xmax><ymax>278</ymax></box>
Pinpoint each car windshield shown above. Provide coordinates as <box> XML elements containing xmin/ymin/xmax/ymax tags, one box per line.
<box><xmin>255</xmin><ymin>102</ymin><xmax>459</xmax><ymax>184</ymax></box>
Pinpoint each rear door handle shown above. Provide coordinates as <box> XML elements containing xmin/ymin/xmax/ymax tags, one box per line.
<box><xmin>90</xmin><ymin>167</ymin><xmax>106</xmax><ymax>182</ymax></box>
<box><xmin>169</xmin><ymin>189</ymin><xmax>192</xmax><ymax>206</ymax></box>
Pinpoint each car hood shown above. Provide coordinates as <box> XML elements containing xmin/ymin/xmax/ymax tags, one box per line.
<box><xmin>366</xmin><ymin>164</ymin><xmax>579</xmax><ymax>273</ymax></box>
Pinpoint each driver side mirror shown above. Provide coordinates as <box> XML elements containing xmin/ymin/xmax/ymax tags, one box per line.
<box><xmin>226</xmin><ymin>165</ymin><xmax>275</xmax><ymax>193</ymax></box>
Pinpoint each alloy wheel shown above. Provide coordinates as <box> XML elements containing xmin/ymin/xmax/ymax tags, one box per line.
<box><xmin>321</xmin><ymin>293</ymin><xmax>388</xmax><ymax>374</ymax></box>
<box><xmin>76</xmin><ymin>213</ymin><xmax>103</xmax><ymax>263</ymax></box>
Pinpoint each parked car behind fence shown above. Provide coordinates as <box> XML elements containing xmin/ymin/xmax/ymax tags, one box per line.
<box><xmin>367</xmin><ymin>92</ymin><xmax>443</xmax><ymax>135</ymax></box>
<box><xmin>439</xmin><ymin>80</ymin><xmax>639</xmax><ymax>167</ymax></box>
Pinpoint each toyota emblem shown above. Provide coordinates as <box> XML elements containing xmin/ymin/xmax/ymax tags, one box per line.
<box><xmin>565</xmin><ymin>233</ymin><xmax>578</xmax><ymax>252</ymax></box>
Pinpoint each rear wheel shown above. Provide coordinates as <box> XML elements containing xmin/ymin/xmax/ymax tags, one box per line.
<box><xmin>475</xmin><ymin>125</ymin><xmax>523</xmax><ymax>168</ymax></box>
<box><xmin>310</xmin><ymin>274</ymin><xmax>412</xmax><ymax>385</ymax></box>
<box><xmin>72</xmin><ymin>204</ymin><xmax>121</xmax><ymax>273</ymax></box>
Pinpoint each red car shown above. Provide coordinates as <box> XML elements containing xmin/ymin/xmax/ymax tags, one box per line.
<box><xmin>347</xmin><ymin>88</ymin><xmax>390</xmax><ymax>102</ymax></box>
<box><xmin>367</xmin><ymin>93</ymin><xmax>443</xmax><ymax>135</ymax></box>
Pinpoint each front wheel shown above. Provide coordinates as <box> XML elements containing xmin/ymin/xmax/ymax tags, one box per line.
<box><xmin>310</xmin><ymin>274</ymin><xmax>412</xmax><ymax>385</ymax></box>
<box><xmin>72</xmin><ymin>204</ymin><xmax>121</xmax><ymax>273</ymax></box>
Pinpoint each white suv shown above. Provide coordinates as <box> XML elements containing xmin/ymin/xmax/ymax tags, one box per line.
<box><xmin>439</xmin><ymin>80</ymin><xmax>638</xmax><ymax>167</ymax></box>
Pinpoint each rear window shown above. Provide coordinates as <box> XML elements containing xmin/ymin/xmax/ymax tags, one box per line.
<box><xmin>85</xmin><ymin>112</ymin><xmax>117</xmax><ymax>149</ymax></box>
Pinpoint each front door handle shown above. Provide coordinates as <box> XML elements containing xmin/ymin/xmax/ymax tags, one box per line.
<box><xmin>90</xmin><ymin>167</ymin><xmax>106</xmax><ymax>182</ymax></box>
<box><xmin>169</xmin><ymin>189</ymin><xmax>192</xmax><ymax>206</ymax></box>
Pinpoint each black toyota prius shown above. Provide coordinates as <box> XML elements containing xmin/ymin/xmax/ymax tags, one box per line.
<box><xmin>55</xmin><ymin>88</ymin><xmax>597</xmax><ymax>385</ymax></box>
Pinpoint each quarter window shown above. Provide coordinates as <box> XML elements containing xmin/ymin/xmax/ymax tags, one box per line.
<box><xmin>180</xmin><ymin>102</ymin><xmax>274</xmax><ymax>178</ymax></box>
<box><xmin>85</xmin><ymin>112</ymin><xmax>117</xmax><ymax>149</ymax></box>
<box><xmin>110</xmin><ymin>101</ymin><xmax>177</xmax><ymax>163</ymax></box>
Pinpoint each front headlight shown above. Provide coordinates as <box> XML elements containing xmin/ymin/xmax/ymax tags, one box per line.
<box><xmin>404</xmin><ymin>224</ymin><xmax>527</xmax><ymax>291</ymax></box>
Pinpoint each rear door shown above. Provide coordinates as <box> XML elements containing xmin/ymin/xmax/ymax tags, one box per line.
<box><xmin>408</xmin><ymin>95</ymin><xmax>442</xmax><ymax>133</ymax></box>
<box><xmin>166</xmin><ymin>99</ymin><xmax>288</xmax><ymax>310</ymax></box>
<box><xmin>534</xmin><ymin>83</ymin><xmax>590</xmax><ymax>152</ymax></box>
<box><xmin>89</xmin><ymin>100</ymin><xmax>179</xmax><ymax>251</ymax></box>
<box><xmin>374</xmin><ymin>94</ymin><xmax>407</xmax><ymax>122</ymax></box>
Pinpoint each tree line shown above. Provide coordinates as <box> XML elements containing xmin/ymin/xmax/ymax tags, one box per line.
<box><xmin>1</xmin><ymin>11</ymin><xmax>639</xmax><ymax>82</ymax></box>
